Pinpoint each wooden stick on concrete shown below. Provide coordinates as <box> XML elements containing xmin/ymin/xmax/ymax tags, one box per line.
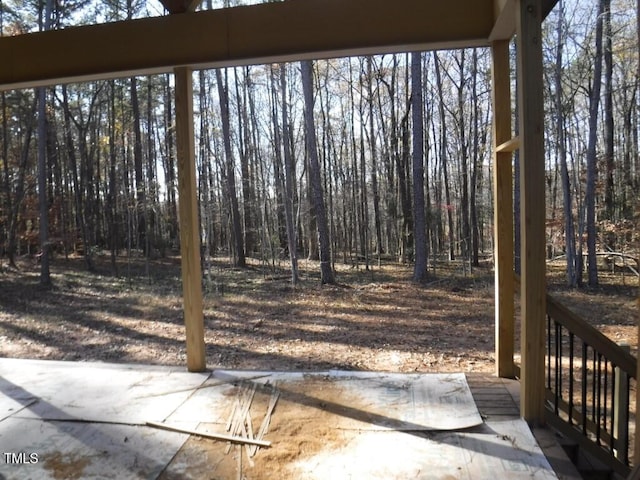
<box><xmin>145</xmin><ymin>421</ymin><xmax>271</xmax><ymax>447</ymax></box>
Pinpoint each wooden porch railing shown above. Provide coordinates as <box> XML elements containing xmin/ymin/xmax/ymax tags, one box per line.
<box><xmin>514</xmin><ymin>279</ymin><xmax>636</xmax><ymax>477</ymax></box>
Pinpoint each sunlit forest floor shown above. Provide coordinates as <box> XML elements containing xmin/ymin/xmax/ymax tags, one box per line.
<box><xmin>0</xmin><ymin>253</ymin><xmax>637</xmax><ymax>373</ymax></box>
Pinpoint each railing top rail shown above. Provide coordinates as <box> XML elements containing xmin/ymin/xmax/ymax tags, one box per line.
<box><xmin>545</xmin><ymin>295</ymin><xmax>637</xmax><ymax>378</ymax></box>
<box><xmin>513</xmin><ymin>275</ymin><xmax>636</xmax><ymax>378</ymax></box>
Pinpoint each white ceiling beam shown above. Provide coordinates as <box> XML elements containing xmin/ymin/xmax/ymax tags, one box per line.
<box><xmin>0</xmin><ymin>0</ymin><xmax>493</xmax><ymax>90</ymax></box>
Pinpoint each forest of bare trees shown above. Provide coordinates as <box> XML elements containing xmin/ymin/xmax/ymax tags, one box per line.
<box><xmin>0</xmin><ymin>0</ymin><xmax>638</xmax><ymax>288</ymax></box>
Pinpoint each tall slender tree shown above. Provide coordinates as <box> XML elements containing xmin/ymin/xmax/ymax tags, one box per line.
<box><xmin>216</xmin><ymin>68</ymin><xmax>246</xmax><ymax>267</ymax></box>
<box><xmin>411</xmin><ymin>52</ymin><xmax>428</xmax><ymax>282</ymax></box>
<box><xmin>584</xmin><ymin>0</ymin><xmax>606</xmax><ymax>287</ymax></box>
<box><xmin>554</xmin><ymin>1</ymin><xmax>578</xmax><ymax>287</ymax></box>
<box><xmin>469</xmin><ymin>48</ymin><xmax>483</xmax><ymax>268</ymax></box>
<box><xmin>603</xmin><ymin>0</ymin><xmax>614</xmax><ymax>221</ymax></box>
<box><xmin>454</xmin><ymin>51</ymin><xmax>471</xmax><ymax>262</ymax></box>
<box><xmin>434</xmin><ymin>52</ymin><xmax>455</xmax><ymax>261</ymax></box>
<box><xmin>36</xmin><ymin>0</ymin><xmax>53</xmax><ymax>286</ymax></box>
<box><xmin>130</xmin><ymin>76</ymin><xmax>146</xmax><ymax>251</ymax></box>
<box><xmin>301</xmin><ymin>60</ymin><xmax>334</xmax><ymax>284</ymax></box>
<box><xmin>273</xmin><ymin>64</ymin><xmax>299</xmax><ymax>284</ymax></box>
<box><xmin>366</xmin><ymin>57</ymin><xmax>384</xmax><ymax>258</ymax></box>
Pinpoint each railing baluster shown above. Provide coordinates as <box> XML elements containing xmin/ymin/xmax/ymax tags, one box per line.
<box><xmin>555</xmin><ymin>320</ymin><xmax>561</xmax><ymax>414</ymax></box>
<box><xmin>623</xmin><ymin>379</ymin><xmax>630</xmax><ymax>465</ymax></box>
<box><xmin>610</xmin><ymin>362</ymin><xmax>616</xmax><ymax>455</ymax></box>
<box><xmin>592</xmin><ymin>349</ymin><xmax>597</xmax><ymax>433</ymax></box>
<box><xmin>547</xmin><ymin>314</ymin><xmax>552</xmax><ymax>391</ymax></box>
<box><xmin>568</xmin><ymin>332</ymin><xmax>574</xmax><ymax>426</ymax></box>
<box><xmin>603</xmin><ymin>358</ymin><xmax>609</xmax><ymax>449</ymax></box>
<box><xmin>582</xmin><ymin>341</ymin><xmax>588</xmax><ymax>436</ymax></box>
<box><xmin>593</xmin><ymin>351</ymin><xmax>602</xmax><ymax>445</ymax></box>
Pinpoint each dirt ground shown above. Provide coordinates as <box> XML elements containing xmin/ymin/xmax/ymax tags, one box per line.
<box><xmin>0</xmin><ymin>253</ymin><xmax>638</xmax><ymax>373</ymax></box>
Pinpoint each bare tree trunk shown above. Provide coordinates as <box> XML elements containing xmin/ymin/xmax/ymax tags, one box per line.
<box><xmin>411</xmin><ymin>52</ymin><xmax>428</xmax><ymax>282</ymax></box>
<box><xmin>434</xmin><ymin>52</ymin><xmax>455</xmax><ymax>261</ymax></box>
<box><xmin>246</xmin><ymin>68</ymin><xmax>265</xmax><ymax>256</ymax></box>
<box><xmin>146</xmin><ymin>77</ymin><xmax>158</xmax><ymax>256</ymax></box>
<box><xmin>398</xmin><ymin>89</ymin><xmax>413</xmax><ymax>263</ymax></box>
<box><xmin>318</xmin><ymin>66</ymin><xmax>338</xmax><ymax>265</ymax></box>
<box><xmin>197</xmin><ymin>70</ymin><xmax>209</xmax><ymax>274</ymax></box>
<box><xmin>61</xmin><ymin>86</ymin><xmax>94</xmax><ymax>271</ymax></box>
<box><xmin>554</xmin><ymin>1</ymin><xmax>577</xmax><ymax>287</ymax></box>
<box><xmin>37</xmin><ymin>85</ymin><xmax>51</xmax><ymax>285</ymax></box>
<box><xmin>268</xmin><ymin>66</ymin><xmax>288</xmax><ymax>258</ymax></box>
<box><xmin>376</xmin><ymin>57</ymin><xmax>404</xmax><ymax>260</ymax></box>
<box><xmin>273</xmin><ymin>64</ymin><xmax>299</xmax><ymax>284</ymax></box>
<box><xmin>347</xmin><ymin>60</ymin><xmax>366</xmax><ymax>269</ymax></box>
<box><xmin>603</xmin><ymin>0</ymin><xmax>614</xmax><ymax>221</ymax></box>
<box><xmin>6</xmin><ymin>99</ymin><xmax>37</xmax><ymax>267</ymax></box>
<box><xmin>428</xmin><ymin>78</ymin><xmax>444</xmax><ymax>259</ymax></box>
<box><xmin>585</xmin><ymin>0</ymin><xmax>606</xmax><ymax>287</ymax></box>
<box><xmin>367</xmin><ymin>57</ymin><xmax>383</xmax><ymax>257</ymax></box>
<box><xmin>164</xmin><ymin>74</ymin><xmax>179</xmax><ymax>247</ymax></box>
<box><xmin>386</xmin><ymin>55</ymin><xmax>413</xmax><ymax>264</ymax></box>
<box><xmin>37</xmin><ymin>0</ymin><xmax>53</xmax><ymax>286</ymax></box>
<box><xmin>376</xmin><ymin>65</ymin><xmax>399</xmax><ymax>256</ymax></box>
<box><xmin>108</xmin><ymin>80</ymin><xmax>119</xmax><ymax>275</ymax></box>
<box><xmin>215</xmin><ymin>68</ymin><xmax>246</xmax><ymax>267</ymax></box>
<box><xmin>455</xmin><ymin>51</ymin><xmax>471</xmax><ymax>263</ymax></box>
<box><xmin>301</xmin><ymin>60</ymin><xmax>334</xmax><ymax>284</ymax></box>
<box><xmin>358</xmin><ymin>71</ymin><xmax>370</xmax><ymax>270</ymax></box>
<box><xmin>235</xmin><ymin>67</ymin><xmax>257</xmax><ymax>256</ymax></box>
<box><xmin>1</xmin><ymin>89</ymin><xmax>9</xmax><ymax>262</ymax></box>
<box><xmin>470</xmin><ymin>49</ymin><xmax>481</xmax><ymax>268</ymax></box>
<box><xmin>130</xmin><ymin>76</ymin><xmax>146</xmax><ymax>252</ymax></box>
<box><xmin>621</xmin><ymin>83</ymin><xmax>636</xmax><ymax>219</ymax></box>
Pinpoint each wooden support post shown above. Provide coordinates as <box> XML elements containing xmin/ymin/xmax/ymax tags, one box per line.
<box><xmin>516</xmin><ymin>0</ymin><xmax>546</xmax><ymax>425</ymax></box>
<box><xmin>491</xmin><ymin>39</ymin><xmax>515</xmax><ymax>379</ymax></box>
<box><xmin>174</xmin><ymin>66</ymin><xmax>206</xmax><ymax>372</ymax></box>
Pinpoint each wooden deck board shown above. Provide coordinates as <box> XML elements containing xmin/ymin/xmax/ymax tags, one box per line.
<box><xmin>466</xmin><ymin>373</ymin><xmax>521</xmax><ymax>419</ymax></box>
<box><xmin>466</xmin><ymin>373</ymin><xmax>583</xmax><ymax>480</ymax></box>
